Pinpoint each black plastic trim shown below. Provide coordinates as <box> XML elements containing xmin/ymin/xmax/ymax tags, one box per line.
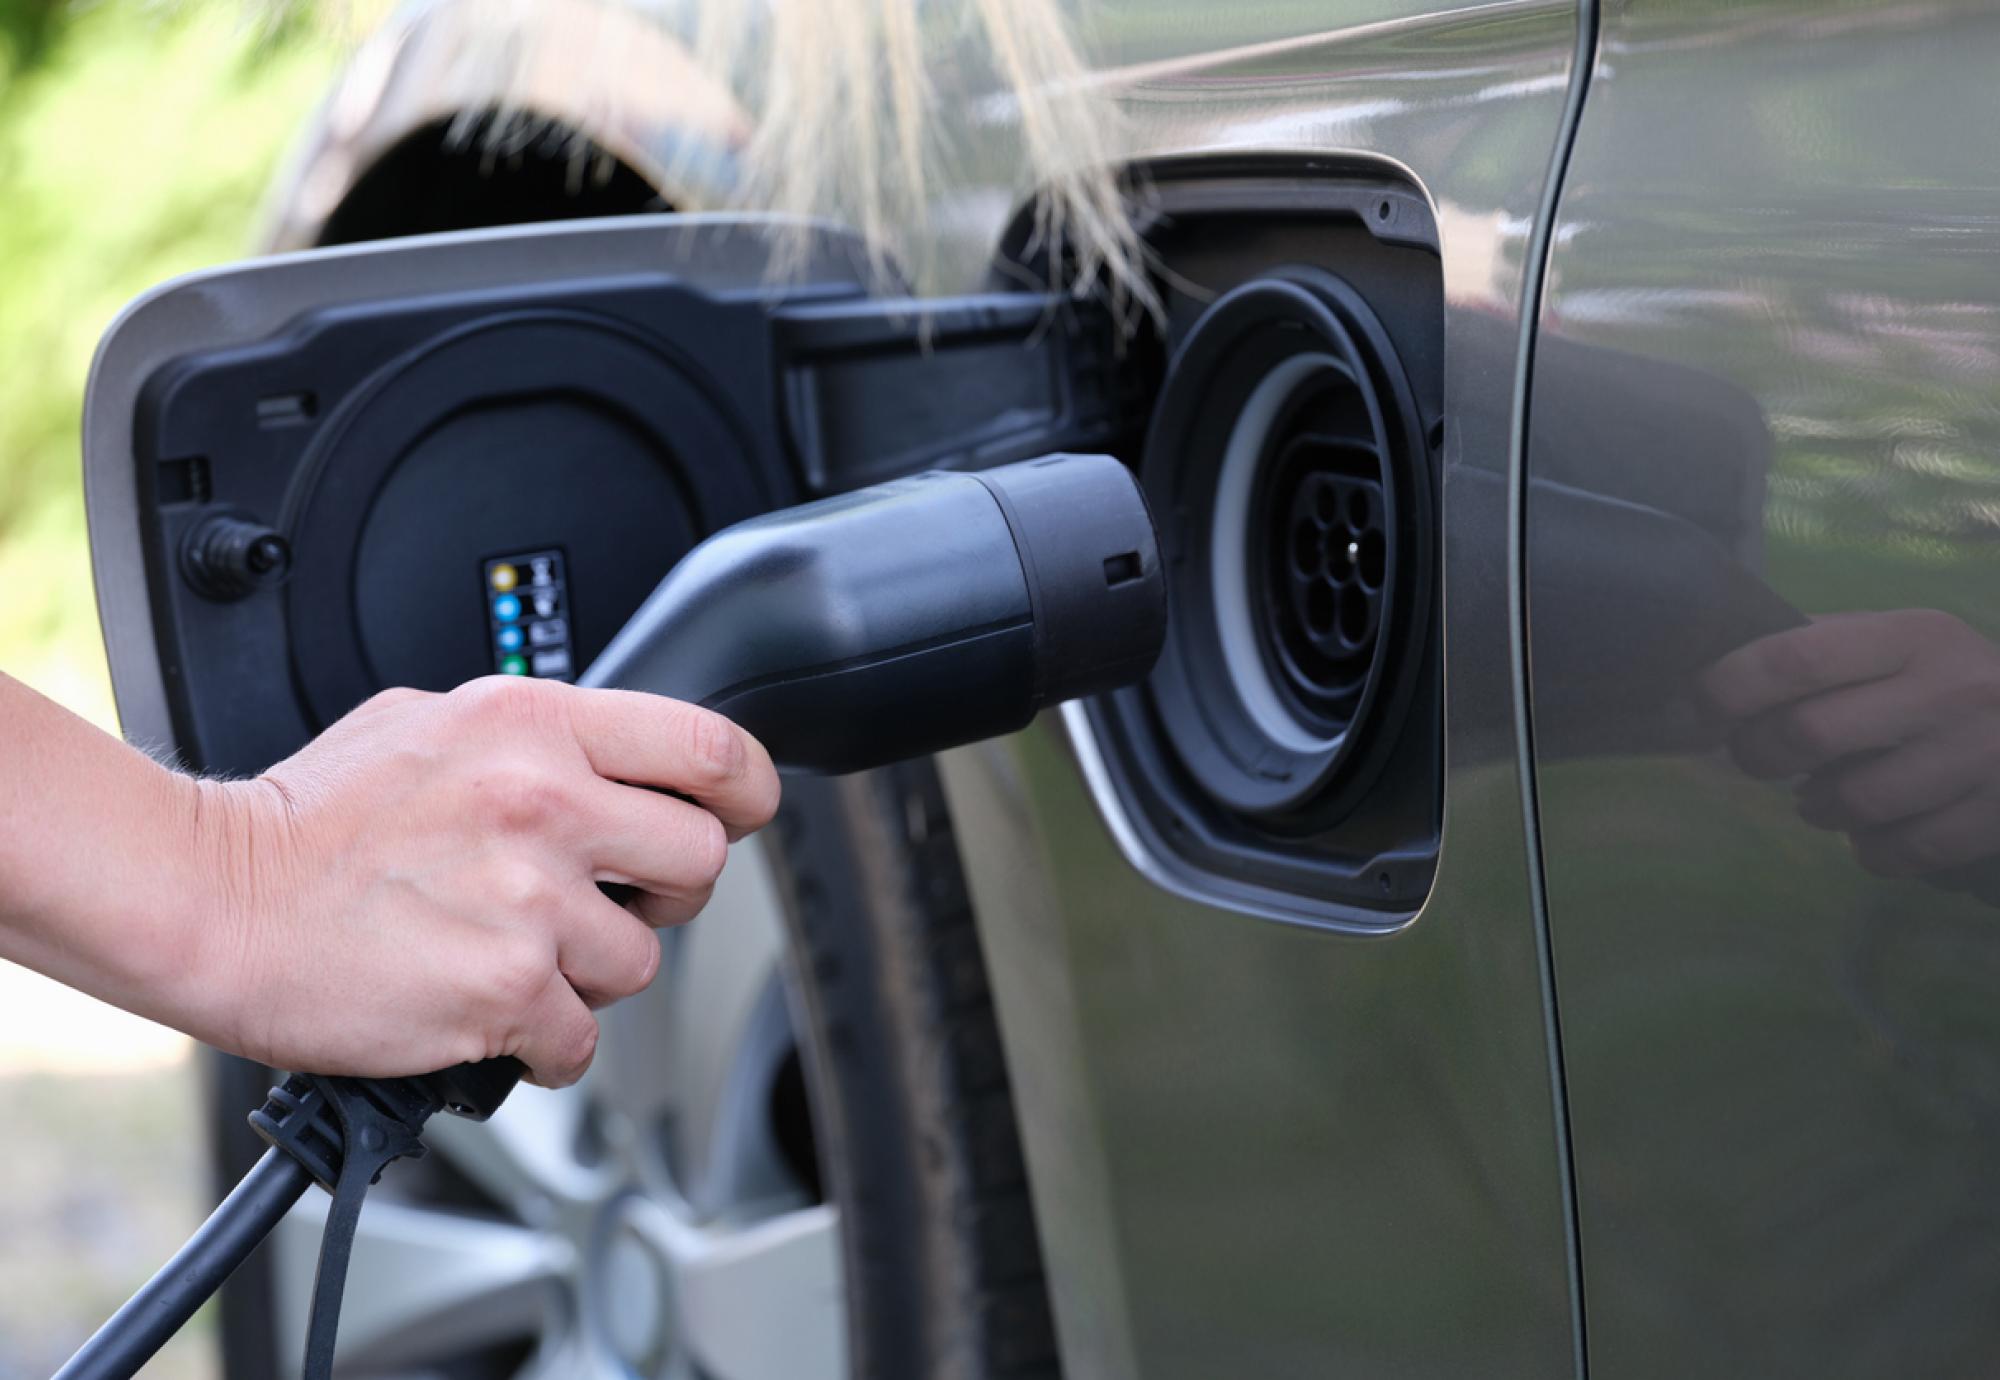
<box><xmin>775</xmin><ymin>293</ymin><xmax>1132</xmax><ymax>492</ymax></box>
<box><xmin>127</xmin><ymin>233</ymin><xmax>1133</xmax><ymax>775</ymax></box>
<box><xmin>1015</xmin><ymin>159</ymin><xmax>1448</xmax><ymax>928</ymax></box>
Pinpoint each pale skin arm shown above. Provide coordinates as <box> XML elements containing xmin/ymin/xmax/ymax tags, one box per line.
<box><xmin>0</xmin><ymin>670</ymin><xmax>779</xmax><ymax>1087</ymax></box>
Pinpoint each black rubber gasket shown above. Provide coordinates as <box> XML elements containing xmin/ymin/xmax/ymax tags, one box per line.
<box><xmin>1142</xmin><ymin>268</ymin><xmax>1432</xmax><ymax>824</ymax></box>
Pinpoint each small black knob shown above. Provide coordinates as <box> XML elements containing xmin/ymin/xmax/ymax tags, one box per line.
<box><xmin>182</xmin><ymin>514</ymin><xmax>292</xmax><ymax>600</ymax></box>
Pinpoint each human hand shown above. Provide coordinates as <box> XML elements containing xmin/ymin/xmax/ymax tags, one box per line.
<box><xmin>1698</xmin><ymin>609</ymin><xmax>2000</xmax><ymax>882</ymax></box>
<box><xmin>183</xmin><ymin>677</ymin><xmax>779</xmax><ymax>1087</ymax></box>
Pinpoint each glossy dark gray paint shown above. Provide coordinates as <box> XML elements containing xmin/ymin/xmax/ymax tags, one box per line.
<box><xmin>925</xmin><ymin>3</ymin><xmax>1590</xmax><ymax>1375</ymax></box>
<box><xmin>1530</xmin><ymin>1</ymin><xmax>2000</xmax><ymax>1374</ymax></box>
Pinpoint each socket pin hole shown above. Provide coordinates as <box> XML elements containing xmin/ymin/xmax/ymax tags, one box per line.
<box><xmin>1346</xmin><ymin>490</ymin><xmax>1370</xmax><ymax>530</ymax></box>
<box><xmin>1338</xmin><ymin>585</ymin><xmax>1368</xmax><ymax>643</ymax></box>
<box><xmin>1358</xmin><ymin>531</ymin><xmax>1387</xmax><ymax>589</ymax></box>
<box><xmin>1306</xmin><ymin>582</ymin><xmax>1337</xmax><ymax>636</ymax></box>
<box><xmin>1292</xmin><ymin>520</ymin><xmax>1320</xmax><ymax>577</ymax></box>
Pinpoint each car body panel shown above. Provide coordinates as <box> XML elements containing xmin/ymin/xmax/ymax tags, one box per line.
<box><xmin>929</xmin><ymin>4</ymin><xmax>1589</xmax><ymax>1376</ymax></box>
<box><xmin>1529</xmin><ymin>1</ymin><xmax>2000</xmax><ymax>1374</ymax></box>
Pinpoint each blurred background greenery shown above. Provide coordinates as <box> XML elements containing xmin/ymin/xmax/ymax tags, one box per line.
<box><xmin>0</xmin><ymin>4</ymin><xmax>337</xmax><ymax>1375</ymax></box>
<box><xmin>0</xmin><ymin>0</ymin><xmax>334</xmax><ymax>728</ymax></box>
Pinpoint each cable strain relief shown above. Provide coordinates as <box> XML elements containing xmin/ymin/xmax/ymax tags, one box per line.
<box><xmin>248</xmin><ymin>1073</ymin><xmax>441</xmax><ymax>1194</ymax></box>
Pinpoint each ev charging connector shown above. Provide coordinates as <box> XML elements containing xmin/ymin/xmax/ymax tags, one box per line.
<box><xmin>58</xmin><ymin>451</ymin><xmax>1165</xmax><ymax>1380</ymax></box>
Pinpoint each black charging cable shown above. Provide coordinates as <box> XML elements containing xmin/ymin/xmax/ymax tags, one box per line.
<box><xmin>53</xmin><ymin>1147</ymin><xmax>311</xmax><ymax>1378</ymax></box>
<box><xmin>56</xmin><ymin>1061</ymin><xmax>517</xmax><ymax>1380</ymax></box>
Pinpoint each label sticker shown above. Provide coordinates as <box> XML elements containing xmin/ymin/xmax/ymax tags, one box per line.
<box><xmin>484</xmin><ymin>549</ymin><xmax>575</xmax><ymax>681</ymax></box>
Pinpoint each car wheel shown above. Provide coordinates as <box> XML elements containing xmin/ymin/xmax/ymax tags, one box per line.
<box><xmin>208</xmin><ymin>760</ymin><xmax>1059</xmax><ymax>1379</ymax></box>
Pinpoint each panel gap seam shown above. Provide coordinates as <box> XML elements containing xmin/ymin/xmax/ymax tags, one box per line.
<box><xmin>1506</xmin><ymin>1</ymin><xmax>1602</xmax><ymax>1377</ymax></box>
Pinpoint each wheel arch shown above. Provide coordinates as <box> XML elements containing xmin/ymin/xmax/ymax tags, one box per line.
<box><xmin>257</xmin><ymin>0</ymin><xmax>748</xmax><ymax>252</ymax></box>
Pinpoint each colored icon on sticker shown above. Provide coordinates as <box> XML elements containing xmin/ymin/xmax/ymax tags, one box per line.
<box><xmin>493</xmin><ymin>593</ymin><xmax>522</xmax><ymax>622</ymax></box>
<box><xmin>499</xmin><ymin>654</ymin><xmax>528</xmax><ymax>676</ymax></box>
<box><xmin>496</xmin><ymin>626</ymin><xmax>524</xmax><ymax>652</ymax></box>
<box><xmin>488</xmin><ymin>563</ymin><xmax>519</xmax><ymax>593</ymax></box>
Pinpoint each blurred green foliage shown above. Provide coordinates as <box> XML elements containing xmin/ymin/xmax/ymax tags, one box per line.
<box><xmin>0</xmin><ymin>0</ymin><xmax>64</xmax><ymax>76</ymax></box>
<box><xmin>0</xmin><ymin>0</ymin><xmax>335</xmax><ymax>728</ymax></box>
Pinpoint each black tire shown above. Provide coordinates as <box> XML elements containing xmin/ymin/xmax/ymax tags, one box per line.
<box><xmin>770</xmin><ymin>763</ymin><xmax>1063</xmax><ymax>1380</ymax></box>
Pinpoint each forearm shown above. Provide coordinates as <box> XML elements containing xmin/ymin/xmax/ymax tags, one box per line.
<box><xmin>0</xmin><ymin>670</ymin><xmax>239</xmax><ymax>1034</ymax></box>
<box><xmin>0</xmin><ymin>670</ymin><xmax>774</xmax><ymax>1084</ymax></box>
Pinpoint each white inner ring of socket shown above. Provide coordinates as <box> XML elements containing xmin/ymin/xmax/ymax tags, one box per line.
<box><xmin>1209</xmin><ymin>351</ymin><xmax>1348</xmax><ymax>755</ymax></box>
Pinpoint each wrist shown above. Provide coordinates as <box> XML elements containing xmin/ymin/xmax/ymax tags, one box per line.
<box><xmin>158</xmin><ymin>772</ymin><xmax>290</xmax><ymax>1054</ymax></box>
<box><xmin>0</xmin><ymin>676</ymin><xmax>296</xmax><ymax>1053</ymax></box>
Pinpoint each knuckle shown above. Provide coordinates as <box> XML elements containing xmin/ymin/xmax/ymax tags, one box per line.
<box><xmin>452</xmin><ymin>675</ymin><xmax>554</xmax><ymax>730</ymax></box>
<box><xmin>686</xmin><ymin>810</ymin><xmax>730</xmax><ymax>886</ymax></box>
<box><xmin>643</xmin><ymin>883</ymin><xmax>710</xmax><ymax>930</ymax></box>
<box><xmin>557</xmin><ymin>1017</ymin><xmax>600</xmax><ymax>1083</ymax></box>
<box><xmin>745</xmin><ymin>770</ymin><xmax>782</xmax><ymax>833</ymax></box>
<box><xmin>507</xmin><ymin>773</ymin><xmax>571</xmax><ymax>834</ymax></box>
<box><xmin>615</xmin><ymin>927</ymin><xmax>664</xmax><ymax>997</ymax></box>
<box><xmin>680</xmin><ymin>709</ymin><xmax>746</xmax><ymax>789</ymax></box>
<box><xmin>449</xmin><ymin>1028</ymin><xmax>499</xmax><ymax>1071</ymax></box>
<box><xmin>365</xmin><ymin>685</ymin><xmax>426</xmax><ymax>715</ymax></box>
<box><xmin>1785</xmin><ymin>701</ymin><xmax>1844</xmax><ymax>761</ymax></box>
<box><xmin>474</xmin><ymin>760</ymin><xmax>570</xmax><ymax>834</ymax></box>
<box><xmin>487</xmin><ymin>936</ymin><xmax>555</xmax><ymax>1010</ymax></box>
<box><xmin>682</xmin><ymin>882</ymin><xmax>718</xmax><ymax>923</ymax></box>
<box><xmin>1696</xmin><ymin>656</ymin><xmax>1757</xmax><ymax>721</ymax></box>
<box><xmin>633</xmin><ymin>927</ymin><xmax>664</xmax><ymax>990</ymax></box>
<box><xmin>1761</xmin><ymin>633</ymin><xmax>1827</xmax><ymax>691</ymax></box>
<box><xmin>490</xmin><ymin>856</ymin><xmax>559</xmax><ymax>915</ymax></box>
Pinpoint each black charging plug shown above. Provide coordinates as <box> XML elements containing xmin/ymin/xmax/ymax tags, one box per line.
<box><xmin>59</xmin><ymin>451</ymin><xmax>1166</xmax><ymax>1380</ymax></box>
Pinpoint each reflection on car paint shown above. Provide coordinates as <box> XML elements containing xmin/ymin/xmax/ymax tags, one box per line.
<box><xmin>1530</xmin><ymin>1</ymin><xmax>2000</xmax><ymax>1373</ymax></box>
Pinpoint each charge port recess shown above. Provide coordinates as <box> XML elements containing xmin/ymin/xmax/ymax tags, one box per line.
<box><xmin>1060</xmin><ymin>163</ymin><xmax>1444</xmax><ymax>925</ymax></box>
<box><xmin>1151</xmin><ymin>268</ymin><xmax>1432</xmax><ymax>822</ymax></box>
